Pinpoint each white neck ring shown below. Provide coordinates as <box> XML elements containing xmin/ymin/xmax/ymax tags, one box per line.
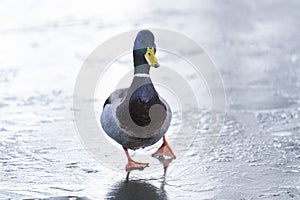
<box><xmin>134</xmin><ymin>73</ymin><xmax>150</xmax><ymax>78</ymax></box>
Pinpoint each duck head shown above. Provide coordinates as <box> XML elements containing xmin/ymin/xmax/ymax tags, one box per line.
<box><xmin>133</xmin><ymin>30</ymin><xmax>160</xmax><ymax>74</ymax></box>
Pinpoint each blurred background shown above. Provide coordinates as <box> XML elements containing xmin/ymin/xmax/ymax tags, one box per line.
<box><xmin>0</xmin><ymin>0</ymin><xmax>299</xmax><ymax>199</ymax></box>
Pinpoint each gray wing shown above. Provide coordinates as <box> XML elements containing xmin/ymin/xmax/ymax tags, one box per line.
<box><xmin>100</xmin><ymin>88</ymin><xmax>128</xmax><ymax>135</ymax></box>
<box><xmin>103</xmin><ymin>88</ymin><xmax>128</xmax><ymax>108</ymax></box>
<box><xmin>101</xmin><ymin>88</ymin><xmax>130</xmax><ymax>146</ymax></box>
<box><xmin>159</xmin><ymin>96</ymin><xmax>172</xmax><ymax>136</ymax></box>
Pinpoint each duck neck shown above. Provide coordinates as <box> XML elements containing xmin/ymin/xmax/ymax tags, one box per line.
<box><xmin>133</xmin><ymin>49</ymin><xmax>150</xmax><ymax>75</ymax></box>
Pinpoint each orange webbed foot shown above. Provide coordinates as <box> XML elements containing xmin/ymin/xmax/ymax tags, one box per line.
<box><xmin>152</xmin><ymin>136</ymin><xmax>176</xmax><ymax>159</ymax></box>
<box><xmin>126</xmin><ymin>160</ymin><xmax>149</xmax><ymax>172</ymax></box>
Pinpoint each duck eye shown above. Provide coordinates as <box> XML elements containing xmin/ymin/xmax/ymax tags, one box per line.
<box><xmin>148</xmin><ymin>53</ymin><xmax>151</xmax><ymax>56</ymax></box>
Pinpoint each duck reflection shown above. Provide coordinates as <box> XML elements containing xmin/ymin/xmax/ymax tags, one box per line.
<box><xmin>106</xmin><ymin>179</ymin><xmax>167</xmax><ymax>200</ymax></box>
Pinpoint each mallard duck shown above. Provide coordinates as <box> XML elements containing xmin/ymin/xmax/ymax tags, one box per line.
<box><xmin>100</xmin><ymin>30</ymin><xmax>176</xmax><ymax>173</ymax></box>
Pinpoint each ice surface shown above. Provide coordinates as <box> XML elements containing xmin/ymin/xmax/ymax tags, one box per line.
<box><xmin>0</xmin><ymin>0</ymin><xmax>299</xmax><ymax>199</ymax></box>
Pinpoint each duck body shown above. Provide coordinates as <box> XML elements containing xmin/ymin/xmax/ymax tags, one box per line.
<box><xmin>101</xmin><ymin>76</ymin><xmax>172</xmax><ymax>150</ymax></box>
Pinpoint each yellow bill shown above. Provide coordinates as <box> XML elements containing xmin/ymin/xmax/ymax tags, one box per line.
<box><xmin>144</xmin><ymin>47</ymin><xmax>160</xmax><ymax>68</ymax></box>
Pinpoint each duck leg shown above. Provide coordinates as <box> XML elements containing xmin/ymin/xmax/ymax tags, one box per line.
<box><xmin>123</xmin><ymin>147</ymin><xmax>149</xmax><ymax>172</ymax></box>
<box><xmin>152</xmin><ymin>136</ymin><xmax>176</xmax><ymax>159</ymax></box>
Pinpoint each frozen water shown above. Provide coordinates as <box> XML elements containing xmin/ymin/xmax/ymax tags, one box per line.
<box><xmin>1</xmin><ymin>0</ymin><xmax>300</xmax><ymax>199</ymax></box>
